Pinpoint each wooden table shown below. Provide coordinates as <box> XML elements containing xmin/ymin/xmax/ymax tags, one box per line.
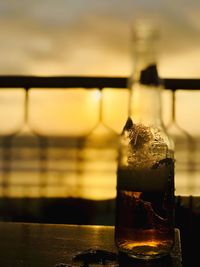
<box><xmin>0</xmin><ymin>222</ymin><xmax>182</xmax><ymax>267</ymax></box>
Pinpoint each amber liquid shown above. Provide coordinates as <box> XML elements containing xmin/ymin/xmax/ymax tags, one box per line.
<box><xmin>115</xmin><ymin>168</ymin><xmax>175</xmax><ymax>259</ymax></box>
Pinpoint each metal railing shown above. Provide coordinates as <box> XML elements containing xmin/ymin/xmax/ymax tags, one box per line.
<box><xmin>0</xmin><ymin>75</ymin><xmax>199</xmax><ymax>90</ymax></box>
<box><xmin>0</xmin><ymin>75</ymin><xmax>200</xmax><ymax>199</ymax></box>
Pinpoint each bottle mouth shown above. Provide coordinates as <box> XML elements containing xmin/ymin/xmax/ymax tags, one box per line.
<box><xmin>132</xmin><ymin>18</ymin><xmax>160</xmax><ymax>41</ymax></box>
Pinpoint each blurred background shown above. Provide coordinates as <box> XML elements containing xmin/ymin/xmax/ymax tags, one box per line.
<box><xmin>0</xmin><ymin>1</ymin><xmax>200</xmax><ymax>264</ymax></box>
<box><xmin>0</xmin><ymin>0</ymin><xmax>200</xmax><ymax>77</ymax></box>
<box><xmin>0</xmin><ymin>0</ymin><xmax>200</xmax><ymax>252</ymax></box>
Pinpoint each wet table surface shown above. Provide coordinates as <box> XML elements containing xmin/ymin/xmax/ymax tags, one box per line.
<box><xmin>0</xmin><ymin>222</ymin><xmax>182</xmax><ymax>267</ymax></box>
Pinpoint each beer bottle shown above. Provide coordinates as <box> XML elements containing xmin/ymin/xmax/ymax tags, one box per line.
<box><xmin>115</xmin><ymin>21</ymin><xmax>175</xmax><ymax>260</ymax></box>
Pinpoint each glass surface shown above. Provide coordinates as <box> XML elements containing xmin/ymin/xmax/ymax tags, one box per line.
<box><xmin>115</xmin><ymin>21</ymin><xmax>175</xmax><ymax>260</ymax></box>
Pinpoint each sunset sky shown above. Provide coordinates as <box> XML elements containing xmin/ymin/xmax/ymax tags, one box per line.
<box><xmin>0</xmin><ymin>0</ymin><xmax>199</xmax><ymax>76</ymax></box>
<box><xmin>0</xmin><ymin>1</ymin><xmax>199</xmax><ymax>198</ymax></box>
<box><xmin>0</xmin><ymin>0</ymin><xmax>199</xmax><ymax>135</ymax></box>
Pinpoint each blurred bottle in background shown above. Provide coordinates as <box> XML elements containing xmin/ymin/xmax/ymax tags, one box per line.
<box><xmin>166</xmin><ymin>91</ymin><xmax>198</xmax><ymax>196</ymax></box>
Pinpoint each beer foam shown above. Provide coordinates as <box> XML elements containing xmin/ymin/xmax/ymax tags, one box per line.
<box><xmin>117</xmin><ymin>165</ymin><xmax>172</xmax><ymax>192</ymax></box>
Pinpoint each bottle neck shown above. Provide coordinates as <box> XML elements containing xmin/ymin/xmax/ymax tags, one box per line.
<box><xmin>130</xmin><ymin>22</ymin><xmax>159</xmax><ymax>81</ymax></box>
<box><xmin>130</xmin><ymin>82</ymin><xmax>163</xmax><ymax>127</ymax></box>
<box><xmin>129</xmin><ymin>23</ymin><xmax>163</xmax><ymax>127</ymax></box>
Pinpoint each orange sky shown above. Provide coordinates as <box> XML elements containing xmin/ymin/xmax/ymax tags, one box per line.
<box><xmin>0</xmin><ymin>1</ymin><xmax>199</xmax><ymax>77</ymax></box>
<box><xmin>0</xmin><ymin>1</ymin><xmax>199</xmax><ymax>136</ymax></box>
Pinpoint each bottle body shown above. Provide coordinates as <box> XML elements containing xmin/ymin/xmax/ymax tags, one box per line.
<box><xmin>115</xmin><ymin>122</ymin><xmax>175</xmax><ymax>259</ymax></box>
<box><xmin>115</xmin><ymin>21</ymin><xmax>175</xmax><ymax>259</ymax></box>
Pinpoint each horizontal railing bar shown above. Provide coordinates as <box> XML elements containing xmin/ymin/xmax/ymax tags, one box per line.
<box><xmin>0</xmin><ymin>75</ymin><xmax>199</xmax><ymax>90</ymax></box>
<box><xmin>0</xmin><ymin>76</ymin><xmax>127</xmax><ymax>89</ymax></box>
<box><xmin>164</xmin><ymin>78</ymin><xmax>200</xmax><ymax>90</ymax></box>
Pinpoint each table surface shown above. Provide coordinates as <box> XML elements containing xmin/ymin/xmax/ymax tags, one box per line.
<box><xmin>0</xmin><ymin>222</ymin><xmax>182</xmax><ymax>267</ymax></box>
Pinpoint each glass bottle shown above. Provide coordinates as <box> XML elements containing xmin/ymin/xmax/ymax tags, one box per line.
<box><xmin>115</xmin><ymin>22</ymin><xmax>175</xmax><ymax>260</ymax></box>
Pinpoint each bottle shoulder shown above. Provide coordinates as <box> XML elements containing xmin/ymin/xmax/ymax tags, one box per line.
<box><xmin>121</xmin><ymin>118</ymin><xmax>174</xmax><ymax>150</ymax></box>
<box><xmin>119</xmin><ymin>119</ymin><xmax>174</xmax><ymax>168</ymax></box>
<box><xmin>153</xmin><ymin>124</ymin><xmax>175</xmax><ymax>151</ymax></box>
